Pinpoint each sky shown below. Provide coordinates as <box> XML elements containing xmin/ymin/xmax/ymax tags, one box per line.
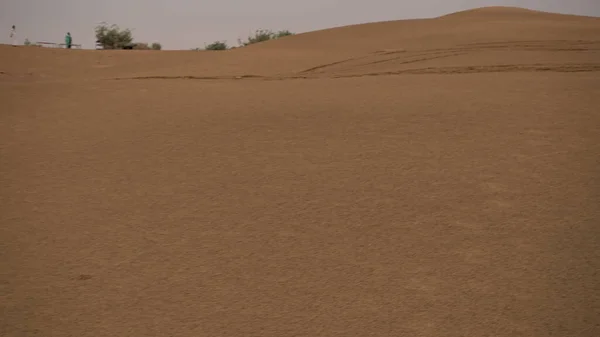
<box><xmin>1</xmin><ymin>0</ymin><xmax>599</xmax><ymax>50</ymax></box>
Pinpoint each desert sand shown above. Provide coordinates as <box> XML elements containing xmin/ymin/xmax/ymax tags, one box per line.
<box><xmin>1</xmin><ymin>6</ymin><xmax>599</xmax><ymax>337</ymax></box>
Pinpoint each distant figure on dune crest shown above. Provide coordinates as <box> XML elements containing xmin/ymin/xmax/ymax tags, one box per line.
<box><xmin>65</xmin><ymin>32</ymin><xmax>72</xmax><ymax>49</ymax></box>
<box><xmin>10</xmin><ymin>25</ymin><xmax>16</xmax><ymax>46</ymax></box>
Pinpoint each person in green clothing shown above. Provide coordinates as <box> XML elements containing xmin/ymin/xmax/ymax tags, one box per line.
<box><xmin>65</xmin><ymin>32</ymin><xmax>72</xmax><ymax>49</ymax></box>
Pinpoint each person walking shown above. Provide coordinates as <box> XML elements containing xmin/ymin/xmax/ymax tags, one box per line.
<box><xmin>65</xmin><ymin>32</ymin><xmax>72</xmax><ymax>49</ymax></box>
<box><xmin>10</xmin><ymin>25</ymin><xmax>17</xmax><ymax>46</ymax></box>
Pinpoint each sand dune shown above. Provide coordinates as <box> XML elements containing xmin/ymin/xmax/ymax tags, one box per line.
<box><xmin>1</xmin><ymin>7</ymin><xmax>599</xmax><ymax>337</ymax></box>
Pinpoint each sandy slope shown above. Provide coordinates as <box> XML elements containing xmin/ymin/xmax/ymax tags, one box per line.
<box><xmin>1</xmin><ymin>6</ymin><xmax>599</xmax><ymax>337</ymax></box>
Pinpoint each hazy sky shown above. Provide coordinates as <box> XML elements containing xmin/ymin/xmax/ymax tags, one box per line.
<box><xmin>2</xmin><ymin>0</ymin><xmax>599</xmax><ymax>49</ymax></box>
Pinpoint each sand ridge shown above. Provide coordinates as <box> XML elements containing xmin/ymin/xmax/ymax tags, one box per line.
<box><xmin>1</xmin><ymin>6</ymin><xmax>600</xmax><ymax>337</ymax></box>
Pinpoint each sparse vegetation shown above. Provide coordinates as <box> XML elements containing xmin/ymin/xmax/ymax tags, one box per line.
<box><xmin>204</xmin><ymin>41</ymin><xmax>229</xmax><ymax>51</ymax></box>
<box><xmin>274</xmin><ymin>30</ymin><xmax>294</xmax><ymax>38</ymax></box>
<box><xmin>24</xmin><ymin>38</ymin><xmax>31</xmax><ymax>46</ymax></box>
<box><xmin>93</xmin><ymin>23</ymin><xmax>291</xmax><ymax>50</ymax></box>
<box><xmin>237</xmin><ymin>29</ymin><xmax>295</xmax><ymax>47</ymax></box>
<box><xmin>198</xmin><ymin>29</ymin><xmax>293</xmax><ymax>51</ymax></box>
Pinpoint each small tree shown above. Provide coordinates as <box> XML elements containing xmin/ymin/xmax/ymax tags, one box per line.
<box><xmin>95</xmin><ymin>23</ymin><xmax>133</xmax><ymax>49</ymax></box>
<box><xmin>151</xmin><ymin>42</ymin><xmax>162</xmax><ymax>50</ymax></box>
<box><xmin>204</xmin><ymin>41</ymin><xmax>228</xmax><ymax>50</ymax></box>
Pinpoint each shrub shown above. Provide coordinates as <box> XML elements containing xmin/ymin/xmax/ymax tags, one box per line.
<box><xmin>242</xmin><ymin>29</ymin><xmax>273</xmax><ymax>46</ymax></box>
<box><xmin>274</xmin><ymin>30</ymin><xmax>294</xmax><ymax>38</ymax></box>
<box><xmin>133</xmin><ymin>42</ymin><xmax>151</xmax><ymax>50</ymax></box>
<box><xmin>151</xmin><ymin>42</ymin><xmax>162</xmax><ymax>50</ymax></box>
<box><xmin>204</xmin><ymin>41</ymin><xmax>228</xmax><ymax>51</ymax></box>
<box><xmin>95</xmin><ymin>23</ymin><xmax>133</xmax><ymax>49</ymax></box>
<box><xmin>238</xmin><ymin>29</ymin><xmax>294</xmax><ymax>46</ymax></box>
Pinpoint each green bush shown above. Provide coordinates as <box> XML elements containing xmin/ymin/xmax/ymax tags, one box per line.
<box><xmin>94</xmin><ymin>23</ymin><xmax>162</xmax><ymax>50</ymax></box>
<box><xmin>204</xmin><ymin>41</ymin><xmax>228</xmax><ymax>51</ymax></box>
<box><xmin>133</xmin><ymin>42</ymin><xmax>150</xmax><ymax>50</ymax></box>
<box><xmin>238</xmin><ymin>29</ymin><xmax>295</xmax><ymax>46</ymax></box>
<box><xmin>274</xmin><ymin>30</ymin><xmax>294</xmax><ymax>38</ymax></box>
<box><xmin>95</xmin><ymin>23</ymin><xmax>133</xmax><ymax>49</ymax></box>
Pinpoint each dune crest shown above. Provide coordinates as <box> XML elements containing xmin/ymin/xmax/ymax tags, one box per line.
<box><xmin>440</xmin><ymin>6</ymin><xmax>546</xmax><ymax>17</ymax></box>
<box><xmin>1</xmin><ymin>6</ymin><xmax>599</xmax><ymax>83</ymax></box>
